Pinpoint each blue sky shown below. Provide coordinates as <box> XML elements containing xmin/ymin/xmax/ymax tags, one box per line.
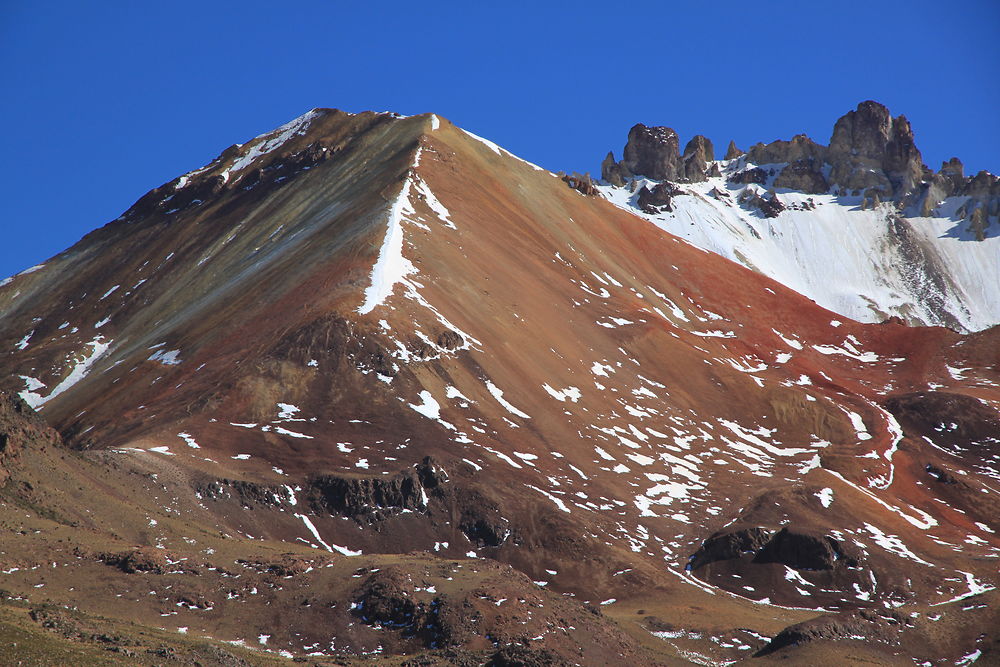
<box><xmin>2</xmin><ymin>1</ymin><xmax>998</xmax><ymax>279</ymax></box>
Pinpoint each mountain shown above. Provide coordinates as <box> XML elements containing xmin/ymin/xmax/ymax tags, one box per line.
<box><xmin>599</xmin><ymin>101</ymin><xmax>1000</xmax><ymax>332</ymax></box>
<box><xmin>0</xmin><ymin>106</ymin><xmax>998</xmax><ymax>666</ymax></box>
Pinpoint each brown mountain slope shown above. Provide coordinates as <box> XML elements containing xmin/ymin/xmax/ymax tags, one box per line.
<box><xmin>0</xmin><ymin>109</ymin><xmax>998</xmax><ymax>664</ymax></box>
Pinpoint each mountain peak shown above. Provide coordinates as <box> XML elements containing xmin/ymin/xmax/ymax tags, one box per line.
<box><xmin>0</xmin><ymin>103</ymin><xmax>998</xmax><ymax>665</ymax></box>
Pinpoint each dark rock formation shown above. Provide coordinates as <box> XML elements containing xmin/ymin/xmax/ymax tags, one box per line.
<box><xmin>688</xmin><ymin>526</ymin><xmax>772</xmax><ymax>569</ymax></box>
<box><xmin>756</xmin><ymin>609</ymin><xmax>911</xmax><ymax>656</ymax></box>
<box><xmin>724</xmin><ymin>140</ymin><xmax>744</xmax><ymax>160</ymax></box>
<box><xmin>354</xmin><ymin>566</ymin><xmax>425</xmax><ymax>629</ymax></box>
<box><xmin>727</xmin><ymin>167</ymin><xmax>767</xmax><ymax>185</ymax></box>
<box><xmin>826</xmin><ymin>101</ymin><xmax>924</xmax><ymax>199</ymax></box>
<box><xmin>99</xmin><ymin>548</ymin><xmax>192</xmax><ymax>575</ymax></box>
<box><xmin>602</xmin><ymin>101</ymin><xmax>999</xmax><ymax>237</ymax></box>
<box><xmin>775</xmin><ymin>159</ymin><xmax>829</xmax><ymax>193</ymax></box>
<box><xmin>739</xmin><ymin>189</ymin><xmax>785</xmax><ymax>218</ymax></box>
<box><xmin>436</xmin><ymin>329</ymin><xmax>464</xmax><ymax>350</ymax></box>
<box><xmin>636</xmin><ymin>182</ymin><xmax>681</xmax><ymax>213</ymax></box>
<box><xmin>309</xmin><ymin>458</ymin><xmax>443</xmax><ymax>521</ymax></box>
<box><xmin>601</xmin><ymin>151</ymin><xmax>628</xmax><ymax>186</ymax></box>
<box><xmin>747</xmin><ymin>134</ymin><xmax>826</xmax><ymax>165</ymax></box>
<box><xmin>682</xmin><ymin>135</ymin><xmax>715</xmax><ymax>182</ymax></box>
<box><xmin>690</xmin><ymin>525</ymin><xmax>860</xmax><ymax>572</ymax></box>
<box><xmin>622</xmin><ymin>124</ymin><xmax>681</xmax><ymax>181</ymax></box>
<box><xmin>487</xmin><ymin>645</ymin><xmax>568</xmax><ymax>667</ymax></box>
<box><xmin>752</xmin><ymin>527</ymin><xmax>860</xmax><ymax>570</ymax></box>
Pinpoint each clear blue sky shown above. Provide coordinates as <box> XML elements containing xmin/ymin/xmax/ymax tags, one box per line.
<box><xmin>2</xmin><ymin>1</ymin><xmax>998</xmax><ymax>279</ymax></box>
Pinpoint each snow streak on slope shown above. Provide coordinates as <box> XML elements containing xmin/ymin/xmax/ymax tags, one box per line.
<box><xmin>357</xmin><ymin>180</ymin><xmax>415</xmax><ymax>315</ymax></box>
<box><xmin>598</xmin><ymin>171</ymin><xmax>1000</xmax><ymax>332</ymax></box>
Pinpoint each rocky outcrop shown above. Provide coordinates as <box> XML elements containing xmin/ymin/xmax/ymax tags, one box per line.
<box><xmin>0</xmin><ymin>392</ymin><xmax>60</xmax><ymax>484</ymax></box>
<box><xmin>682</xmin><ymin>135</ymin><xmax>714</xmax><ymax>182</ymax></box>
<box><xmin>353</xmin><ymin>566</ymin><xmax>426</xmax><ymax>628</ymax></box>
<box><xmin>753</xmin><ymin>527</ymin><xmax>860</xmax><ymax>570</ymax></box>
<box><xmin>739</xmin><ymin>188</ymin><xmax>785</xmax><ymax>218</ymax></box>
<box><xmin>724</xmin><ymin>140</ymin><xmax>744</xmax><ymax>160</ymax></box>
<box><xmin>687</xmin><ymin>526</ymin><xmax>772</xmax><ymax>569</ymax></box>
<box><xmin>756</xmin><ymin>609</ymin><xmax>912</xmax><ymax>656</ymax></box>
<box><xmin>747</xmin><ymin>134</ymin><xmax>826</xmax><ymax>166</ymax></box>
<box><xmin>727</xmin><ymin>166</ymin><xmax>767</xmax><ymax>185</ymax></box>
<box><xmin>601</xmin><ymin>100</ymin><xmax>999</xmax><ymax>239</ymax></box>
<box><xmin>622</xmin><ymin>124</ymin><xmax>681</xmax><ymax>181</ymax></box>
<box><xmin>884</xmin><ymin>392</ymin><xmax>1000</xmax><ymax>453</ymax></box>
<box><xmin>309</xmin><ymin>457</ymin><xmax>446</xmax><ymax>521</ymax></box>
<box><xmin>688</xmin><ymin>526</ymin><xmax>860</xmax><ymax>572</ymax></box>
<box><xmin>775</xmin><ymin>158</ymin><xmax>829</xmax><ymax>193</ymax></box>
<box><xmin>601</xmin><ymin>151</ymin><xmax>628</xmax><ymax>186</ymax></box>
<box><xmin>99</xmin><ymin>547</ymin><xmax>196</xmax><ymax>575</ymax></box>
<box><xmin>636</xmin><ymin>182</ymin><xmax>681</xmax><ymax>213</ymax></box>
<box><xmin>827</xmin><ymin>101</ymin><xmax>924</xmax><ymax>199</ymax></box>
<box><xmin>562</xmin><ymin>172</ymin><xmax>599</xmax><ymax>195</ymax></box>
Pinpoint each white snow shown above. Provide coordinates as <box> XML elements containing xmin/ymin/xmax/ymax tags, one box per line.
<box><xmin>294</xmin><ymin>513</ymin><xmax>361</xmax><ymax>556</ymax></box>
<box><xmin>15</xmin><ymin>331</ymin><xmax>32</xmax><ymax>350</ymax></box>
<box><xmin>358</xmin><ymin>179</ymin><xmax>414</xmax><ymax>314</ymax></box>
<box><xmin>22</xmin><ymin>336</ymin><xmax>112</xmax><ymax>409</ymax></box>
<box><xmin>409</xmin><ymin>390</ymin><xmax>441</xmax><ymax>419</ymax></box>
<box><xmin>221</xmin><ymin>109</ymin><xmax>321</xmax><ymax>182</ymax></box>
<box><xmin>525</xmin><ymin>484</ymin><xmax>571</xmax><ymax>513</ymax></box>
<box><xmin>273</xmin><ymin>426</ymin><xmax>313</xmax><ymax>439</ymax></box>
<box><xmin>17</xmin><ymin>263</ymin><xmax>45</xmax><ymax>276</ymax></box>
<box><xmin>542</xmin><ymin>384</ymin><xmax>582</xmax><ymax>402</ymax></box>
<box><xmin>598</xmin><ymin>176</ymin><xmax>1000</xmax><ymax>332</ymax></box>
<box><xmin>148</xmin><ymin>349</ymin><xmax>182</xmax><ymax>365</ymax></box>
<box><xmin>484</xmin><ymin>380</ymin><xmax>531</xmax><ymax>418</ymax></box>
<box><xmin>815</xmin><ymin>488</ymin><xmax>834</xmax><ymax>508</ymax></box>
<box><xmin>276</xmin><ymin>403</ymin><xmax>300</xmax><ymax>419</ymax></box>
<box><xmin>460</xmin><ymin>128</ymin><xmax>548</xmax><ymax>171</ymax></box>
<box><xmin>178</xmin><ymin>432</ymin><xmax>200</xmax><ymax>449</ymax></box>
<box><xmin>412</xmin><ymin>176</ymin><xmax>456</xmax><ymax>229</ymax></box>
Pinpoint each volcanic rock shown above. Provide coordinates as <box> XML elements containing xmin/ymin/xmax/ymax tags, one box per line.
<box><xmin>752</xmin><ymin>527</ymin><xmax>860</xmax><ymax>570</ymax></box>
<box><xmin>746</xmin><ymin>133</ymin><xmax>826</xmax><ymax>166</ymax></box>
<box><xmin>622</xmin><ymin>124</ymin><xmax>681</xmax><ymax>181</ymax></box>
<box><xmin>757</xmin><ymin>609</ymin><xmax>912</xmax><ymax>656</ymax></box>
<box><xmin>636</xmin><ymin>181</ymin><xmax>681</xmax><ymax>213</ymax></box>
<box><xmin>727</xmin><ymin>166</ymin><xmax>767</xmax><ymax>185</ymax></box>
<box><xmin>827</xmin><ymin>100</ymin><xmax>925</xmax><ymax>198</ymax></box>
<box><xmin>600</xmin><ymin>151</ymin><xmax>628</xmax><ymax>186</ymax></box>
<box><xmin>724</xmin><ymin>140</ymin><xmax>744</xmax><ymax>160</ymax></box>
<box><xmin>774</xmin><ymin>158</ymin><xmax>829</xmax><ymax>193</ymax></box>
<box><xmin>682</xmin><ymin>134</ymin><xmax>715</xmax><ymax>182</ymax></box>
